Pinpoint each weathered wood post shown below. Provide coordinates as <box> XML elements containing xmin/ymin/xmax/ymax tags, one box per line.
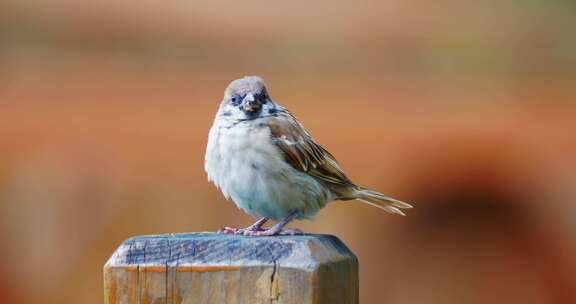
<box><xmin>104</xmin><ymin>233</ymin><xmax>358</xmax><ymax>304</ymax></box>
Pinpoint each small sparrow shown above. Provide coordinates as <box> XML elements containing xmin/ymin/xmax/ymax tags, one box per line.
<box><xmin>205</xmin><ymin>76</ymin><xmax>412</xmax><ymax>236</ymax></box>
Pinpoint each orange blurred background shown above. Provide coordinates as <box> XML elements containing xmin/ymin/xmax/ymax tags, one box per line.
<box><xmin>1</xmin><ymin>1</ymin><xmax>575</xmax><ymax>303</ymax></box>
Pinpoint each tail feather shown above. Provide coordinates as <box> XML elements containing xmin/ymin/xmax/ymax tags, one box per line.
<box><xmin>354</xmin><ymin>188</ymin><xmax>413</xmax><ymax>216</ymax></box>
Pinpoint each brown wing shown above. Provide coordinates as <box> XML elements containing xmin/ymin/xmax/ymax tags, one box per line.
<box><xmin>267</xmin><ymin>113</ymin><xmax>353</xmax><ymax>187</ymax></box>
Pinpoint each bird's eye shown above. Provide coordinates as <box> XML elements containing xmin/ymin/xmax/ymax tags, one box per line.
<box><xmin>258</xmin><ymin>92</ymin><xmax>268</xmax><ymax>103</ymax></box>
<box><xmin>230</xmin><ymin>96</ymin><xmax>241</xmax><ymax>105</ymax></box>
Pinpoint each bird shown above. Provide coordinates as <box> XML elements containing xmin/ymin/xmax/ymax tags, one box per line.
<box><xmin>205</xmin><ymin>76</ymin><xmax>412</xmax><ymax>236</ymax></box>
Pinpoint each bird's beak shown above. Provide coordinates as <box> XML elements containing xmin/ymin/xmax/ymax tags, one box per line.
<box><xmin>241</xmin><ymin>93</ymin><xmax>261</xmax><ymax>113</ymax></box>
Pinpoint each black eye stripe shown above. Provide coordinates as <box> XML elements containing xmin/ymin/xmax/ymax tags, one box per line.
<box><xmin>230</xmin><ymin>95</ymin><xmax>243</xmax><ymax>105</ymax></box>
<box><xmin>231</xmin><ymin>91</ymin><xmax>268</xmax><ymax>105</ymax></box>
<box><xmin>255</xmin><ymin>91</ymin><xmax>268</xmax><ymax>102</ymax></box>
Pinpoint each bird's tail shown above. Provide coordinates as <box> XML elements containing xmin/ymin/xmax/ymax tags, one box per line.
<box><xmin>353</xmin><ymin>187</ymin><xmax>413</xmax><ymax>216</ymax></box>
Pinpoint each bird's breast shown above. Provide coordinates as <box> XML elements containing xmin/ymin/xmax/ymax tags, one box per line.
<box><xmin>204</xmin><ymin>120</ymin><xmax>331</xmax><ymax>220</ymax></box>
<box><xmin>205</xmin><ymin>123</ymin><xmax>284</xmax><ymax>195</ymax></box>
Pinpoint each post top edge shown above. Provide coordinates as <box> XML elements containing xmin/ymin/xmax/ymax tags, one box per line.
<box><xmin>105</xmin><ymin>232</ymin><xmax>355</xmax><ymax>268</ymax></box>
<box><xmin>124</xmin><ymin>232</ymin><xmax>340</xmax><ymax>242</ymax></box>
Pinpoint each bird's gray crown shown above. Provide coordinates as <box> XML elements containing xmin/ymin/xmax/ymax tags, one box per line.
<box><xmin>224</xmin><ymin>76</ymin><xmax>267</xmax><ymax>98</ymax></box>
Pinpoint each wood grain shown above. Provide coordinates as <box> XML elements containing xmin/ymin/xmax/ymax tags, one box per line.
<box><xmin>104</xmin><ymin>233</ymin><xmax>358</xmax><ymax>304</ymax></box>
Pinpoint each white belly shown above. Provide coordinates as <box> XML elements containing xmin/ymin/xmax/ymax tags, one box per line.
<box><xmin>204</xmin><ymin>122</ymin><xmax>332</xmax><ymax>221</ymax></box>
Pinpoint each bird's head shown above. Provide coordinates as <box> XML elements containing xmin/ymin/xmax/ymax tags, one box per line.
<box><xmin>218</xmin><ymin>76</ymin><xmax>278</xmax><ymax>121</ymax></box>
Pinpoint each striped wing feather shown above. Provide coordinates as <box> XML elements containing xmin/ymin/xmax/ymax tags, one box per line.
<box><xmin>267</xmin><ymin>114</ymin><xmax>353</xmax><ymax>187</ymax></box>
<box><xmin>266</xmin><ymin>112</ymin><xmax>412</xmax><ymax>214</ymax></box>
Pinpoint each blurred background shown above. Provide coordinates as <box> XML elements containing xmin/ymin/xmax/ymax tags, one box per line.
<box><xmin>1</xmin><ymin>0</ymin><xmax>575</xmax><ymax>303</ymax></box>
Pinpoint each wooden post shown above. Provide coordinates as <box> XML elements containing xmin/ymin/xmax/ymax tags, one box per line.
<box><xmin>104</xmin><ymin>233</ymin><xmax>358</xmax><ymax>304</ymax></box>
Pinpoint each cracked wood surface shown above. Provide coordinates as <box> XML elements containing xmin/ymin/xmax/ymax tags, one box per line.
<box><xmin>104</xmin><ymin>233</ymin><xmax>358</xmax><ymax>304</ymax></box>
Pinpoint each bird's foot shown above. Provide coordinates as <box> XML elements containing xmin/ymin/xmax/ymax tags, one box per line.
<box><xmin>217</xmin><ymin>227</ymin><xmax>240</xmax><ymax>234</ymax></box>
<box><xmin>217</xmin><ymin>217</ymin><xmax>269</xmax><ymax>235</ymax></box>
<box><xmin>217</xmin><ymin>227</ymin><xmax>302</xmax><ymax>236</ymax></box>
<box><xmin>218</xmin><ymin>212</ymin><xmax>300</xmax><ymax>236</ymax></box>
<box><xmin>239</xmin><ymin>227</ymin><xmax>303</xmax><ymax>236</ymax></box>
<box><xmin>217</xmin><ymin>226</ymin><xmax>266</xmax><ymax>235</ymax></box>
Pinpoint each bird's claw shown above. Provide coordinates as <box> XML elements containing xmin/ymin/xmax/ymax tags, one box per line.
<box><xmin>217</xmin><ymin>227</ymin><xmax>239</xmax><ymax>234</ymax></box>
<box><xmin>217</xmin><ymin>226</ymin><xmax>267</xmax><ymax>235</ymax></box>
<box><xmin>217</xmin><ymin>227</ymin><xmax>303</xmax><ymax>236</ymax></box>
